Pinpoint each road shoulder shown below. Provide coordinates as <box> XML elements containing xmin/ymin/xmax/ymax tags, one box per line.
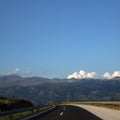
<box><xmin>73</xmin><ymin>104</ymin><xmax>120</xmax><ymax>120</ymax></box>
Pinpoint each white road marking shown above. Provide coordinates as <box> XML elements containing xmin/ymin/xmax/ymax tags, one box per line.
<box><xmin>60</xmin><ymin>112</ymin><xmax>63</xmax><ymax>116</ymax></box>
<box><xmin>63</xmin><ymin>106</ymin><xmax>66</xmax><ymax>111</ymax></box>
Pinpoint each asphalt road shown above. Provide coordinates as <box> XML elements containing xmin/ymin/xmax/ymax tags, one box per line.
<box><xmin>28</xmin><ymin>105</ymin><xmax>102</xmax><ymax>120</ymax></box>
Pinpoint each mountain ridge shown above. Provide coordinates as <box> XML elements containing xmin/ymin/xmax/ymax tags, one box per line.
<box><xmin>0</xmin><ymin>75</ymin><xmax>120</xmax><ymax>106</ymax></box>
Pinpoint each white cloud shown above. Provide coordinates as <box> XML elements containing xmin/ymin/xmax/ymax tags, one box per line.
<box><xmin>103</xmin><ymin>71</ymin><xmax>120</xmax><ymax>79</ymax></box>
<box><xmin>103</xmin><ymin>72</ymin><xmax>112</xmax><ymax>79</ymax></box>
<box><xmin>67</xmin><ymin>70</ymin><xmax>96</xmax><ymax>79</ymax></box>
<box><xmin>67</xmin><ymin>72</ymin><xmax>78</xmax><ymax>79</ymax></box>
<box><xmin>12</xmin><ymin>68</ymin><xmax>20</xmax><ymax>75</ymax></box>
<box><xmin>24</xmin><ymin>70</ymin><xmax>32</xmax><ymax>75</ymax></box>
<box><xmin>0</xmin><ymin>68</ymin><xmax>20</xmax><ymax>76</ymax></box>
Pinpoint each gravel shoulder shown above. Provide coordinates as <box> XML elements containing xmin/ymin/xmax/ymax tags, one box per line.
<box><xmin>74</xmin><ymin>104</ymin><xmax>120</xmax><ymax>120</ymax></box>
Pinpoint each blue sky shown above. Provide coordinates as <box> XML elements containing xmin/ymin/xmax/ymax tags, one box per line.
<box><xmin>0</xmin><ymin>0</ymin><xmax>120</xmax><ymax>78</ymax></box>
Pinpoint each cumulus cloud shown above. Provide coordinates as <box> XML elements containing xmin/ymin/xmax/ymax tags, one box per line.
<box><xmin>0</xmin><ymin>68</ymin><xmax>20</xmax><ymax>76</ymax></box>
<box><xmin>67</xmin><ymin>72</ymin><xmax>78</xmax><ymax>79</ymax></box>
<box><xmin>103</xmin><ymin>71</ymin><xmax>120</xmax><ymax>79</ymax></box>
<box><xmin>67</xmin><ymin>70</ymin><xmax>96</xmax><ymax>79</ymax></box>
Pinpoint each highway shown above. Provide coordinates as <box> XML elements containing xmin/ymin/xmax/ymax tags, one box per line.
<box><xmin>27</xmin><ymin>105</ymin><xmax>102</xmax><ymax>120</ymax></box>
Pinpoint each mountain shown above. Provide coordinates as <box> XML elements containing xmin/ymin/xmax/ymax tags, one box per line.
<box><xmin>111</xmin><ymin>77</ymin><xmax>120</xmax><ymax>80</ymax></box>
<box><xmin>0</xmin><ymin>75</ymin><xmax>68</xmax><ymax>88</ymax></box>
<box><xmin>0</xmin><ymin>75</ymin><xmax>120</xmax><ymax>106</ymax></box>
<box><xmin>0</xmin><ymin>75</ymin><xmax>22</xmax><ymax>87</ymax></box>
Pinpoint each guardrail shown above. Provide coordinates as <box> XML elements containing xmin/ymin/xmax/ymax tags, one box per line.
<box><xmin>0</xmin><ymin>107</ymin><xmax>34</xmax><ymax>117</ymax></box>
<box><xmin>20</xmin><ymin>106</ymin><xmax>56</xmax><ymax>120</ymax></box>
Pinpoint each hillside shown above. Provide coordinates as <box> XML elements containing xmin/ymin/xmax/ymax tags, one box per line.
<box><xmin>0</xmin><ymin>96</ymin><xmax>33</xmax><ymax>112</ymax></box>
<box><xmin>0</xmin><ymin>75</ymin><xmax>120</xmax><ymax>106</ymax></box>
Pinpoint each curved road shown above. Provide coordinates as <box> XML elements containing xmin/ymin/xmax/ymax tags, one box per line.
<box><xmin>27</xmin><ymin>105</ymin><xmax>102</xmax><ymax>120</ymax></box>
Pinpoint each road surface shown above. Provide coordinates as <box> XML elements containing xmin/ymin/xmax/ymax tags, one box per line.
<box><xmin>26</xmin><ymin>105</ymin><xmax>102</xmax><ymax>120</ymax></box>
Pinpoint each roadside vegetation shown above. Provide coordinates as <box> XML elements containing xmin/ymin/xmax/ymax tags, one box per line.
<box><xmin>0</xmin><ymin>105</ymin><xmax>54</xmax><ymax>120</ymax></box>
<box><xmin>0</xmin><ymin>96</ymin><xmax>54</xmax><ymax>120</ymax></box>
<box><xmin>0</xmin><ymin>96</ymin><xmax>33</xmax><ymax>112</ymax></box>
